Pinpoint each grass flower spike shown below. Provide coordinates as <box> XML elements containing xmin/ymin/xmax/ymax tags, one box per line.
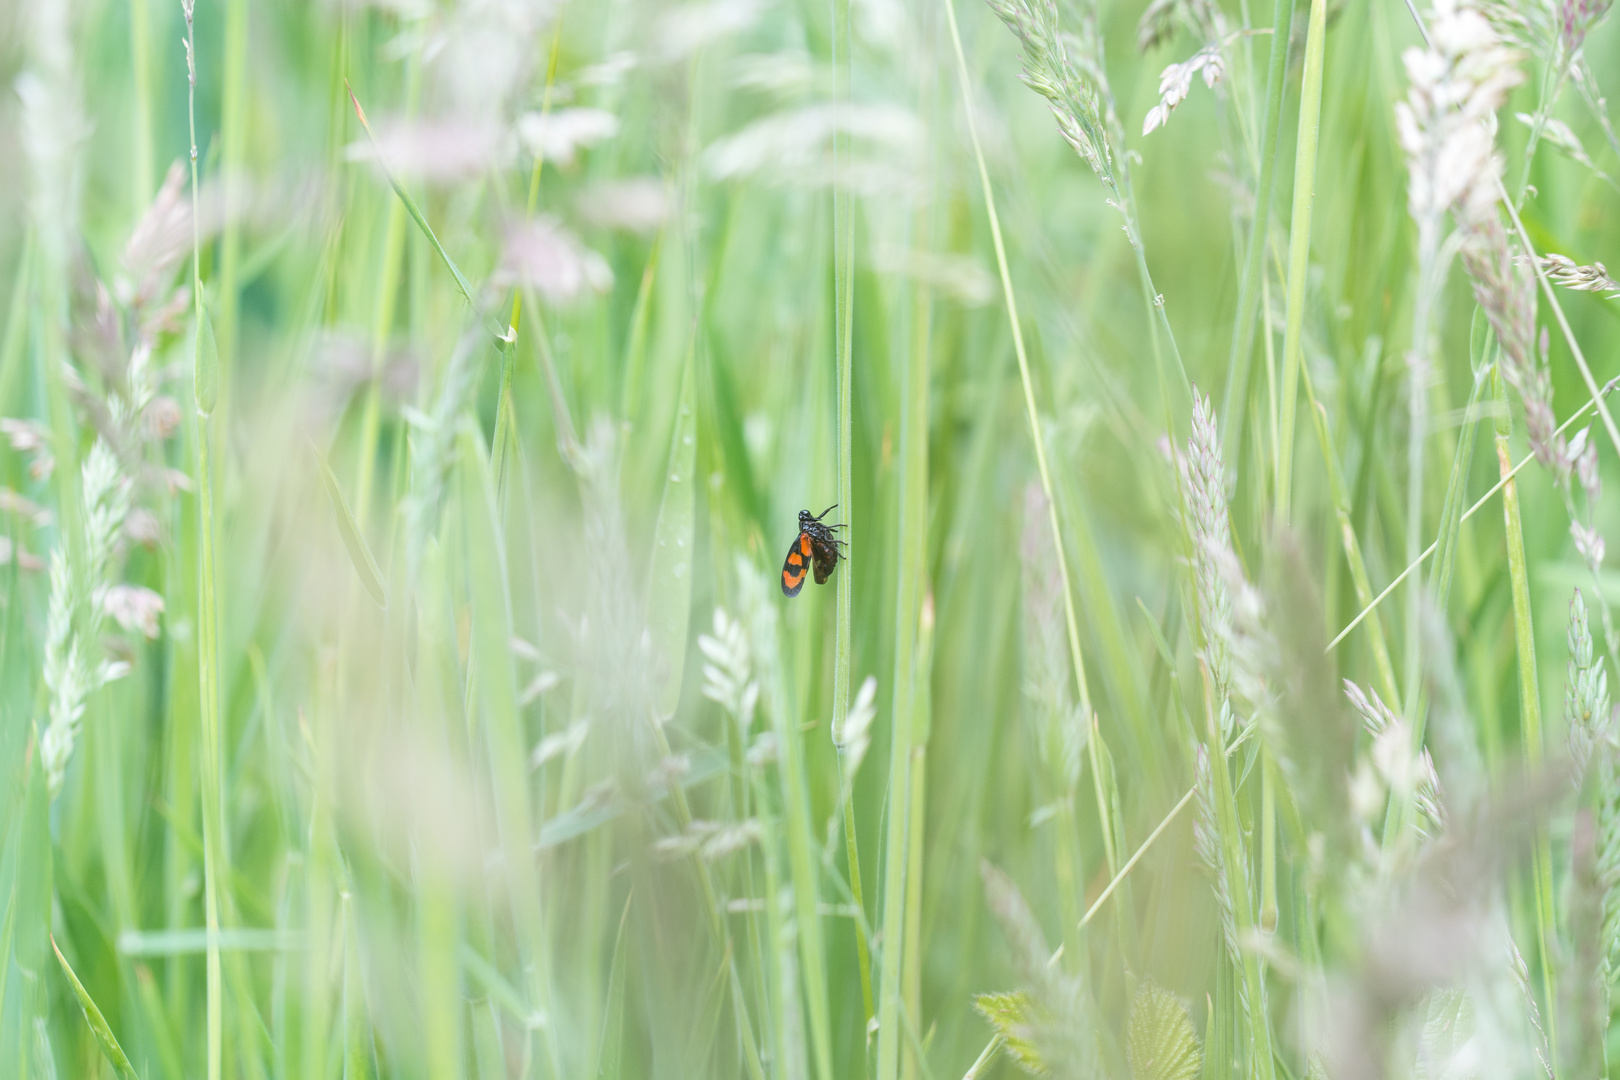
<box><xmin>1395</xmin><ymin>0</ymin><xmax>1524</xmax><ymax>230</ymax></box>
<box><xmin>40</xmin><ymin>440</ymin><xmax>134</xmax><ymax>796</ymax></box>
<box><xmin>8</xmin><ymin>1</ymin><xmax>1620</xmax><ymax>1077</ymax></box>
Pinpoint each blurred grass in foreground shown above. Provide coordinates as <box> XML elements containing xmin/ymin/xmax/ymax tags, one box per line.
<box><xmin>2</xmin><ymin>0</ymin><xmax>1620</xmax><ymax>1077</ymax></box>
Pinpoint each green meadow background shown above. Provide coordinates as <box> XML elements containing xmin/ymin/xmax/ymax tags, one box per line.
<box><xmin>1</xmin><ymin>0</ymin><xmax>1619</xmax><ymax>1076</ymax></box>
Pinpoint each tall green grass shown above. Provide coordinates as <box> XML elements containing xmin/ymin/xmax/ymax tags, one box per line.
<box><xmin>2</xmin><ymin>0</ymin><xmax>1620</xmax><ymax>1077</ymax></box>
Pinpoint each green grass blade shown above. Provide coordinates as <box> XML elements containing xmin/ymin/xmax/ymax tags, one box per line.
<box><xmin>314</xmin><ymin>443</ymin><xmax>388</xmax><ymax>608</ymax></box>
<box><xmin>1219</xmin><ymin>0</ymin><xmax>1297</xmax><ymax>457</ymax></box>
<box><xmin>1494</xmin><ymin>368</ymin><xmax>1561</xmax><ymax>1073</ymax></box>
<box><xmin>877</xmin><ymin>221</ymin><xmax>930</xmax><ymax>1080</ymax></box>
<box><xmin>1274</xmin><ymin>0</ymin><xmax>1328</xmax><ymax>522</ymax></box>
<box><xmin>595</xmin><ymin>895</ymin><xmax>632</xmax><ymax>1079</ymax></box>
<box><xmin>52</xmin><ymin>937</ymin><xmax>141</xmax><ymax>1080</ymax></box>
<box><xmin>830</xmin><ymin>2</ymin><xmax>859</xmax><ymax>1061</ymax></box>
<box><xmin>194</xmin><ymin>304</ymin><xmax>218</xmax><ymax>418</ymax></box>
<box><xmin>456</xmin><ymin>420</ymin><xmax>561</xmax><ymax>1077</ymax></box>
<box><xmin>645</xmin><ymin>341</ymin><xmax>697</xmax><ymax>719</ymax></box>
<box><xmin>345</xmin><ymin>82</ymin><xmax>477</xmax><ymax>308</ymax></box>
<box><xmin>942</xmin><ymin>0</ymin><xmax>1112</xmax><ymax>865</ymax></box>
<box><xmin>0</xmin><ymin>231</ymin><xmax>31</xmax><ymax>414</ymax></box>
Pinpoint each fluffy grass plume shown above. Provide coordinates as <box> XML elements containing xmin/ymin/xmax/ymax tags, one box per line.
<box><xmin>2</xmin><ymin>0</ymin><xmax>1620</xmax><ymax>1078</ymax></box>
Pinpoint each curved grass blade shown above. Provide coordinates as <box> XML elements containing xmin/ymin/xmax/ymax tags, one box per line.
<box><xmin>345</xmin><ymin>80</ymin><xmax>476</xmax><ymax>308</ymax></box>
<box><xmin>52</xmin><ymin>936</ymin><xmax>141</xmax><ymax>1080</ymax></box>
<box><xmin>313</xmin><ymin>441</ymin><xmax>387</xmax><ymax>608</ymax></box>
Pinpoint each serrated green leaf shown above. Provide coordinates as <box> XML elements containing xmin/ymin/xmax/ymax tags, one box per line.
<box><xmin>52</xmin><ymin>936</ymin><xmax>141</xmax><ymax>1080</ymax></box>
<box><xmin>1127</xmin><ymin>980</ymin><xmax>1201</xmax><ymax>1080</ymax></box>
<box><xmin>974</xmin><ymin>991</ymin><xmax>1047</xmax><ymax>1075</ymax></box>
<box><xmin>194</xmin><ymin>305</ymin><xmax>218</xmax><ymax>416</ymax></box>
<box><xmin>313</xmin><ymin>442</ymin><xmax>387</xmax><ymax>608</ymax></box>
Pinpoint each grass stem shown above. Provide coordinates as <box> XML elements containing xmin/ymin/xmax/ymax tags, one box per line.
<box><xmin>942</xmin><ymin>0</ymin><xmax>1111</xmax><ymax>865</ymax></box>
<box><xmin>184</xmin><ymin>4</ymin><xmax>226</xmax><ymax>1077</ymax></box>
<box><xmin>1495</xmin><ymin>367</ymin><xmax>1561</xmax><ymax>1075</ymax></box>
<box><xmin>1274</xmin><ymin>0</ymin><xmax>1328</xmax><ymax>522</ymax></box>
<box><xmin>831</xmin><ymin>0</ymin><xmax>872</xmax><ymax>1051</ymax></box>
<box><xmin>1326</xmin><ymin>382</ymin><xmax>1613</xmax><ymax>652</ymax></box>
<box><xmin>1219</xmin><ymin>0</ymin><xmax>1296</xmax><ymax>459</ymax></box>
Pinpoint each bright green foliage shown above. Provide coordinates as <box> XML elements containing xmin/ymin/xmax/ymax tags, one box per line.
<box><xmin>4</xmin><ymin>0</ymin><xmax>1620</xmax><ymax>1078</ymax></box>
<box><xmin>192</xmin><ymin>306</ymin><xmax>218</xmax><ymax>417</ymax></box>
<box><xmin>314</xmin><ymin>443</ymin><xmax>387</xmax><ymax>608</ymax></box>
<box><xmin>1127</xmin><ymin>981</ymin><xmax>1202</xmax><ymax>1080</ymax></box>
<box><xmin>52</xmin><ymin>937</ymin><xmax>142</xmax><ymax>1080</ymax></box>
<box><xmin>975</xmin><ymin>991</ymin><xmax>1049</xmax><ymax>1076</ymax></box>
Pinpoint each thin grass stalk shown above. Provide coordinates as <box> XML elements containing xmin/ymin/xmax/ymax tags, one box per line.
<box><xmin>842</xmin><ymin>763</ymin><xmax>876</xmax><ymax>1033</ymax></box>
<box><xmin>457</xmin><ymin>425</ymin><xmax>563</xmax><ymax>1078</ymax></box>
<box><xmin>1495</xmin><ymin>366</ymin><xmax>1561</xmax><ymax>1072</ymax></box>
<box><xmin>1300</xmin><ymin>366</ymin><xmax>1399</xmax><ymax>704</ymax></box>
<box><xmin>830</xmin><ymin>9</ymin><xmax>864</xmax><ymax>1050</ymax></box>
<box><xmin>1273</xmin><ymin>0</ymin><xmax>1327</xmax><ymax>522</ymax></box>
<box><xmin>129</xmin><ymin>0</ymin><xmax>154</xmax><ymax>213</ymax></box>
<box><xmin>216</xmin><ymin>0</ymin><xmax>248</xmax><ymax>396</ymax></box>
<box><xmin>341</xmin><ymin>889</ymin><xmax>369</xmax><ymax>1079</ymax></box>
<box><xmin>1426</xmin><ymin>367</ymin><xmax>1487</xmax><ymax>621</ymax></box>
<box><xmin>943</xmin><ymin>0</ymin><xmax>1115</xmax><ymax>874</ymax></box>
<box><xmin>763</xmin><ymin>635</ymin><xmax>834</xmax><ymax>1080</ymax></box>
<box><xmin>876</xmin><ymin>570</ymin><xmax>917</xmax><ymax>1080</ymax></box>
<box><xmin>492</xmin><ymin>20</ymin><xmax>564</xmax><ymax>498</ymax></box>
<box><xmin>1263</xmin><ymin>274</ymin><xmax>1278</xmax><ymax>492</ymax></box>
<box><xmin>735</xmin><ymin>541</ymin><xmax>832</xmax><ymax>1075</ymax></box>
<box><xmin>1220</xmin><ymin>0</ymin><xmax>1297</xmax><ymax>457</ymax></box>
<box><xmin>969</xmin><ymin>779</ymin><xmax>1197</xmax><ymax>1071</ymax></box>
<box><xmin>901</xmin><ymin>598</ymin><xmax>934</xmax><ymax>1080</ymax></box>
<box><xmin>1117</xmin><ymin>165</ymin><xmax>1191</xmax><ymax>410</ymax></box>
<box><xmin>449</xmin><ymin>29</ymin><xmax>563</xmax><ymax>892</ymax></box>
<box><xmin>877</xmin><ymin>186</ymin><xmax>932</xmax><ymax>1080</ymax></box>
<box><xmin>748</xmin><ymin>766</ymin><xmax>794</xmax><ymax>1078</ymax></box>
<box><xmin>1326</xmin><ymin>381</ymin><xmax>1613</xmax><ymax>652</ymax></box>
<box><xmin>962</xmin><ymin>1036</ymin><xmax>1003</xmax><ymax>1080</ymax></box>
<box><xmin>1260</xmin><ymin>756</ymin><xmax>1277</xmax><ymax>932</ymax></box>
<box><xmin>184</xmin><ymin>3</ymin><xmax>225</xmax><ymax>1076</ymax></box>
<box><xmin>1497</xmin><ymin>184</ymin><xmax>1620</xmax><ymax>462</ymax></box>
<box><xmin>1513</xmin><ymin>62</ymin><xmax>1571</xmax><ymax>212</ymax></box>
<box><xmin>352</xmin><ymin>46</ymin><xmax>423</xmax><ymax>528</ymax></box>
<box><xmin>1376</xmin><ymin>367</ymin><xmax>1489</xmax><ymax>848</ymax></box>
<box><xmin>1200</xmin><ymin>664</ymin><xmax>1276</xmax><ymax>1080</ymax></box>
<box><xmin>196</xmin><ymin>416</ymin><xmax>226</xmax><ymax>1080</ymax></box>
<box><xmin>406</xmin><ymin>551</ymin><xmax>462</xmax><ymax>1080</ymax></box>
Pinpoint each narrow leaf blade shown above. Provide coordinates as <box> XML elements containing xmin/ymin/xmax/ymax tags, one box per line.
<box><xmin>52</xmin><ymin>936</ymin><xmax>141</xmax><ymax>1080</ymax></box>
<box><xmin>194</xmin><ymin>305</ymin><xmax>218</xmax><ymax>416</ymax></box>
<box><xmin>645</xmin><ymin>343</ymin><xmax>697</xmax><ymax>719</ymax></box>
<box><xmin>313</xmin><ymin>442</ymin><xmax>388</xmax><ymax>608</ymax></box>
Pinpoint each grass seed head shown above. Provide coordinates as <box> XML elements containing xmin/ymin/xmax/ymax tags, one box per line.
<box><xmin>1536</xmin><ymin>252</ymin><xmax>1620</xmax><ymax>296</ymax></box>
<box><xmin>985</xmin><ymin>0</ymin><xmax>1114</xmax><ymax>183</ymax></box>
<box><xmin>1184</xmin><ymin>389</ymin><xmax>1233</xmax><ymax>712</ymax></box>
<box><xmin>1396</xmin><ymin>0</ymin><xmax>1523</xmax><ymax>230</ymax></box>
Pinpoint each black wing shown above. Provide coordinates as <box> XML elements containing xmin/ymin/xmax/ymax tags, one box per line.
<box><xmin>781</xmin><ymin>532</ymin><xmax>812</xmax><ymax>596</ymax></box>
